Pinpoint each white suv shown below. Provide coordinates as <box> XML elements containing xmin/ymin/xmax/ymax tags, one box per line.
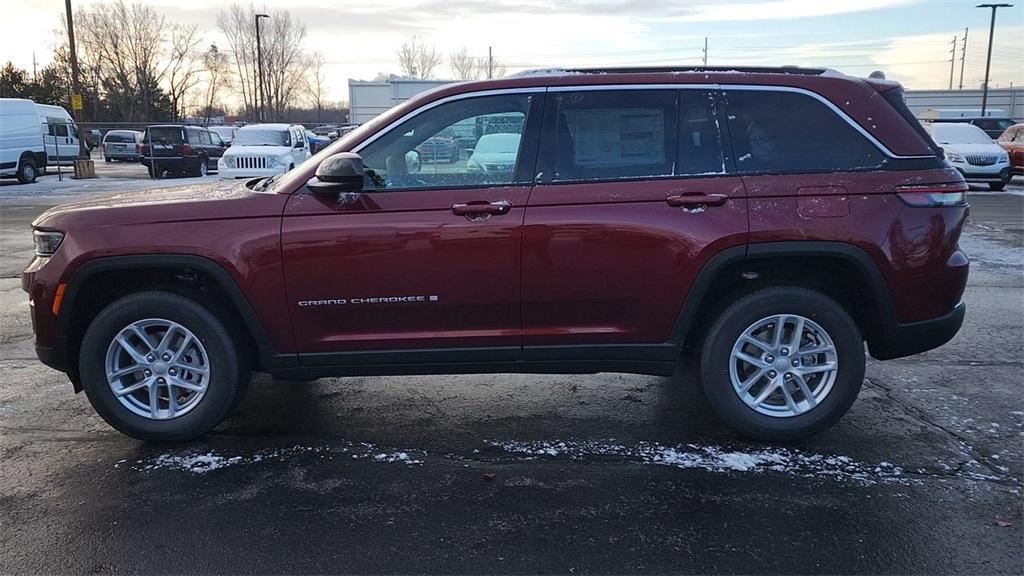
<box><xmin>924</xmin><ymin>122</ymin><xmax>1013</xmax><ymax>191</ymax></box>
<box><xmin>218</xmin><ymin>123</ymin><xmax>311</xmax><ymax>179</ymax></box>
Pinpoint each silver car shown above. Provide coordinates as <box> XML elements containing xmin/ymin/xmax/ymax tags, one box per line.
<box><xmin>102</xmin><ymin>130</ymin><xmax>143</xmax><ymax>162</ymax></box>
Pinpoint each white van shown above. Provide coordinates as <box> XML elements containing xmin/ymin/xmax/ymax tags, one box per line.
<box><xmin>0</xmin><ymin>98</ymin><xmax>46</xmax><ymax>184</ymax></box>
<box><xmin>35</xmin><ymin>103</ymin><xmax>81</xmax><ymax>166</ymax></box>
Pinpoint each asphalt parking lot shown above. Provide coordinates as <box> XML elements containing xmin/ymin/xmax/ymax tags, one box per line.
<box><xmin>0</xmin><ymin>174</ymin><xmax>1022</xmax><ymax>574</ymax></box>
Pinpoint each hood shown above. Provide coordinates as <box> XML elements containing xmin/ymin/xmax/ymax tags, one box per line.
<box><xmin>225</xmin><ymin>145</ymin><xmax>293</xmax><ymax>157</ymax></box>
<box><xmin>469</xmin><ymin>151</ymin><xmax>517</xmax><ymax>164</ymax></box>
<box><xmin>939</xmin><ymin>142</ymin><xmax>1006</xmax><ymax>156</ymax></box>
<box><xmin>33</xmin><ymin>180</ymin><xmax>288</xmax><ymax>231</ymax></box>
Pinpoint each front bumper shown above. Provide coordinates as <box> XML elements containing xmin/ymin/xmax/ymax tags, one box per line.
<box><xmin>217</xmin><ymin>165</ymin><xmax>286</xmax><ymax>179</ymax></box>
<box><xmin>868</xmin><ymin>301</ymin><xmax>966</xmax><ymax>360</ymax></box>
<box><xmin>951</xmin><ymin>163</ymin><xmax>1012</xmax><ymax>183</ymax></box>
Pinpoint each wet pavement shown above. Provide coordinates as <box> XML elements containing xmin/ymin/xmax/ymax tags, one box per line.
<box><xmin>0</xmin><ymin>180</ymin><xmax>1021</xmax><ymax>574</ymax></box>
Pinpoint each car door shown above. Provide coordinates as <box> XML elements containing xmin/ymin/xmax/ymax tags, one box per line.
<box><xmin>281</xmin><ymin>90</ymin><xmax>544</xmax><ymax>361</ymax></box>
<box><xmin>521</xmin><ymin>87</ymin><xmax>748</xmax><ymax>356</ymax></box>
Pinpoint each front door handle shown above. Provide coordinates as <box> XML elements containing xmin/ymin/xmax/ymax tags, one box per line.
<box><xmin>666</xmin><ymin>193</ymin><xmax>729</xmax><ymax>208</ymax></box>
<box><xmin>452</xmin><ymin>200</ymin><xmax>512</xmax><ymax>220</ymax></box>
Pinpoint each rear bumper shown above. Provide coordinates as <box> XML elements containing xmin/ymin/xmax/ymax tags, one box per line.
<box><xmin>868</xmin><ymin>301</ymin><xmax>966</xmax><ymax>360</ymax></box>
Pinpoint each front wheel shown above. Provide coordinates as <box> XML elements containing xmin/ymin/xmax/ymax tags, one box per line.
<box><xmin>16</xmin><ymin>158</ymin><xmax>37</xmax><ymax>184</ymax></box>
<box><xmin>79</xmin><ymin>291</ymin><xmax>248</xmax><ymax>442</ymax></box>
<box><xmin>699</xmin><ymin>286</ymin><xmax>864</xmax><ymax>441</ymax></box>
<box><xmin>989</xmin><ymin>182</ymin><xmax>1006</xmax><ymax>191</ymax></box>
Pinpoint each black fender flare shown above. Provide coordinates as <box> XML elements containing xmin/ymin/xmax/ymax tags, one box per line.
<box><xmin>57</xmin><ymin>254</ymin><xmax>295</xmax><ymax>370</ymax></box>
<box><xmin>669</xmin><ymin>241</ymin><xmax>895</xmax><ymax>344</ymax></box>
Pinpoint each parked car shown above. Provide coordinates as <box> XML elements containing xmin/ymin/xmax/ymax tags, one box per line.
<box><xmin>467</xmin><ymin>132</ymin><xmax>521</xmax><ymax>174</ymax></box>
<box><xmin>305</xmin><ymin>129</ymin><xmax>330</xmax><ymax>154</ymax></box>
<box><xmin>208</xmin><ymin>125</ymin><xmax>237</xmax><ymax>146</ymax></box>
<box><xmin>925</xmin><ymin>115</ymin><xmax>1017</xmax><ymax>140</ymax></box>
<box><xmin>35</xmin><ymin>103</ymin><xmax>80</xmax><ymax>166</ymax></box>
<box><xmin>923</xmin><ymin>122</ymin><xmax>1012</xmax><ymax>190</ymax></box>
<box><xmin>140</xmin><ymin>125</ymin><xmax>224</xmax><ymax>178</ymax></box>
<box><xmin>84</xmin><ymin>129</ymin><xmax>102</xmax><ymax>151</ymax></box>
<box><xmin>0</xmin><ymin>98</ymin><xmax>46</xmax><ymax>184</ymax></box>
<box><xmin>101</xmin><ymin>130</ymin><xmax>143</xmax><ymax>162</ymax></box>
<box><xmin>997</xmin><ymin>123</ymin><xmax>1024</xmax><ymax>175</ymax></box>
<box><xmin>416</xmin><ymin>129</ymin><xmax>459</xmax><ymax>163</ymax></box>
<box><xmin>24</xmin><ymin>66</ymin><xmax>969</xmax><ymax>442</ymax></box>
<box><xmin>218</xmin><ymin>123</ymin><xmax>310</xmax><ymax>179</ymax></box>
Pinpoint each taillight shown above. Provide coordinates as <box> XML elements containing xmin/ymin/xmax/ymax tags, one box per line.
<box><xmin>895</xmin><ymin>183</ymin><xmax>969</xmax><ymax>207</ymax></box>
<box><xmin>140</xmin><ymin>144</ymin><xmax>149</xmax><ymax>155</ymax></box>
<box><xmin>182</xmin><ymin>143</ymin><xmax>192</xmax><ymax>156</ymax></box>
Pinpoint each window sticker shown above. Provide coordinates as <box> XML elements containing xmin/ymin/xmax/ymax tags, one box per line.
<box><xmin>571</xmin><ymin>108</ymin><xmax>665</xmax><ymax>167</ymax></box>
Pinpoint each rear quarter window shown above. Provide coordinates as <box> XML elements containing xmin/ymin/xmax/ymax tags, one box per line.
<box><xmin>725</xmin><ymin>89</ymin><xmax>886</xmax><ymax>173</ymax></box>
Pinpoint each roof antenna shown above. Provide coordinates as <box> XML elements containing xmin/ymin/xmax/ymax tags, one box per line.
<box><xmin>868</xmin><ymin>70</ymin><xmax>886</xmax><ymax>80</ymax></box>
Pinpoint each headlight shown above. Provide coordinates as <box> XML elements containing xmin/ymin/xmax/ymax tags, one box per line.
<box><xmin>998</xmin><ymin>152</ymin><xmax>1009</xmax><ymax>163</ymax></box>
<box><xmin>224</xmin><ymin>156</ymin><xmax>236</xmax><ymax>168</ymax></box>
<box><xmin>946</xmin><ymin>151</ymin><xmax>964</xmax><ymax>163</ymax></box>
<box><xmin>266</xmin><ymin>156</ymin><xmax>282</xmax><ymax>168</ymax></box>
<box><xmin>33</xmin><ymin>230</ymin><xmax>64</xmax><ymax>257</ymax></box>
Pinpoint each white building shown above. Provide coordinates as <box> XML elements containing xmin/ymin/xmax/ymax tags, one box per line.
<box><xmin>348</xmin><ymin>78</ymin><xmax>452</xmax><ymax>124</ymax></box>
<box><xmin>349</xmin><ymin>77</ymin><xmax>1024</xmax><ymax>126</ymax></box>
<box><xmin>904</xmin><ymin>88</ymin><xmax>1023</xmax><ymax>120</ymax></box>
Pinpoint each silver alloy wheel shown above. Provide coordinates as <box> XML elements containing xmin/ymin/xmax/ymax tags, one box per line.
<box><xmin>729</xmin><ymin>314</ymin><xmax>838</xmax><ymax>418</ymax></box>
<box><xmin>105</xmin><ymin>318</ymin><xmax>211</xmax><ymax>420</ymax></box>
<box><xmin>199</xmin><ymin>159</ymin><xmax>208</xmax><ymax>176</ymax></box>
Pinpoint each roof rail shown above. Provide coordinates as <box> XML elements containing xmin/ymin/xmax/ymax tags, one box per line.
<box><xmin>511</xmin><ymin>65</ymin><xmax>830</xmax><ymax>78</ymax></box>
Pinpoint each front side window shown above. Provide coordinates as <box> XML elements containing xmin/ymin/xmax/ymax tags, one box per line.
<box><xmin>540</xmin><ymin>90</ymin><xmax>678</xmax><ymax>182</ymax></box>
<box><xmin>726</xmin><ymin>90</ymin><xmax>885</xmax><ymax>173</ymax></box>
<box><xmin>358</xmin><ymin>93</ymin><xmax>533</xmax><ymax>191</ymax></box>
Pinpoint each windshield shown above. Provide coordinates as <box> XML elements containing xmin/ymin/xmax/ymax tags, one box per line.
<box><xmin>927</xmin><ymin>123</ymin><xmax>993</xmax><ymax>145</ymax></box>
<box><xmin>234</xmin><ymin>128</ymin><xmax>290</xmax><ymax>146</ymax></box>
<box><xmin>474</xmin><ymin>133</ymin><xmax>521</xmax><ymax>154</ymax></box>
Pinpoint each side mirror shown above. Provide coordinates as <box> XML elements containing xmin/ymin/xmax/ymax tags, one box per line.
<box><xmin>466</xmin><ymin>148</ymin><xmax>474</xmax><ymax>155</ymax></box>
<box><xmin>307</xmin><ymin>152</ymin><xmax>364</xmax><ymax>194</ymax></box>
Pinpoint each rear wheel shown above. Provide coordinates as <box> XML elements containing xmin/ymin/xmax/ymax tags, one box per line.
<box><xmin>104</xmin><ymin>156</ymin><xmax>112</xmax><ymax>163</ymax></box>
<box><xmin>16</xmin><ymin>157</ymin><xmax>37</xmax><ymax>184</ymax></box>
<box><xmin>699</xmin><ymin>286</ymin><xmax>864</xmax><ymax>441</ymax></box>
<box><xmin>79</xmin><ymin>291</ymin><xmax>248</xmax><ymax>442</ymax></box>
<box><xmin>147</xmin><ymin>165</ymin><xmax>162</xmax><ymax>178</ymax></box>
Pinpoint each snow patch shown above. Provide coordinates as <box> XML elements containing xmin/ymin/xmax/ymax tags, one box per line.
<box><xmin>133</xmin><ymin>443</ymin><xmax>425</xmax><ymax>474</ymax></box>
<box><xmin>487</xmin><ymin>439</ymin><xmax>909</xmax><ymax>485</ymax></box>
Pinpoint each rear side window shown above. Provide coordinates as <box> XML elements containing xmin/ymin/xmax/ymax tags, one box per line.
<box><xmin>725</xmin><ymin>90</ymin><xmax>885</xmax><ymax>173</ymax></box>
<box><xmin>678</xmin><ymin>90</ymin><xmax>725</xmax><ymax>175</ymax></box>
<box><xmin>540</xmin><ymin>90</ymin><xmax>678</xmax><ymax>182</ymax></box>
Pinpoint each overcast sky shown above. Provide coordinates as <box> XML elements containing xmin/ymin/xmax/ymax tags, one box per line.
<box><xmin>3</xmin><ymin>0</ymin><xmax>1022</xmax><ymax>104</ymax></box>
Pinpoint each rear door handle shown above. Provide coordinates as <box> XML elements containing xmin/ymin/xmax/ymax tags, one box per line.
<box><xmin>452</xmin><ymin>200</ymin><xmax>512</xmax><ymax>219</ymax></box>
<box><xmin>666</xmin><ymin>193</ymin><xmax>729</xmax><ymax>209</ymax></box>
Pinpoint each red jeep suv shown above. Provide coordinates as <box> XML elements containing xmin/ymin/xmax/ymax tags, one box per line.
<box><xmin>23</xmin><ymin>67</ymin><xmax>969</xmax><ymax>442</ymax></box>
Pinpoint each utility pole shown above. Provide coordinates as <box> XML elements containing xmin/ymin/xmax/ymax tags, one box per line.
<box><xmin>32</xmin><ymin>52</ymin><xmax>37</xmax><ymax>82</ymax></box>
<box><xmin>958</xmin><ymin>27</ymin><xmax>968</xmax><ymax>90</ymax></box>
<box><xmin>255</xmin><ymin>13</ymin><xmax>270</xmax><ymax>121</ymax></box>
<box><xmin>703</xmin><ymin>37</ymin><xmax>708</xmax><ymax>66</ymax></box>
<box><xmin>487</xmin><ymin>46</ymin><xmax>493</xmax><ymax>79</ymax></box>
<box><xmin>64</xmin><ymin>0</ymin><xmax>94</xmax><ymax>177</ymax></box>
<box><xmin>948</xmin><ymin>35</ymin><xmax>957</xmax><ymax>90</ymax></box>
<box><xmin>977</xmin><ymin>3</ymin><xmax>1013</xmax><ymax>115</ymax></box>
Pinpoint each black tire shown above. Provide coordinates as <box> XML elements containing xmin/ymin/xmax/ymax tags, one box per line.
<box><xmin>16</xmin><ymin>157</ymin><xmax>37</xmax><ymax>184</ymax></box>
<box><xmin>79</xmin><ymin>291</ymin><xmax>248</xmax><ymax>442</ymax></box>
<box><xmin>699</xmin><ymin>286</ymin><xmax>865</xmax><ymax>441</ymax></box>
<box><xmin>104</xmin><ymin>156</ymin><xmax>112</xmax><ymax>163</ymax></box>
<box><xmin>989</xmin><ymin>182</ymin><xmax>1006</xmax><ymax>191</ymax></box>
<box><xmin>193</xmin><ymin>156</ymin><xmax>209</xmax><ymax>177</ymax></box>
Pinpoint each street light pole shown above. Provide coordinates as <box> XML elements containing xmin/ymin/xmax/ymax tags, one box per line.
<box><xmin>255</xmin><ymin>13</ymin><xmax>270</xmax><ymax>122</ymax></box>
<box><xmin>64</xmin><ymin>0</ymin><xmax>88</xmax><ymax>160</ymax></box>
<box><xmin>976</xmin><ymin>3</ymin><xmax>1013</xmax><ymax>116</ymax></box>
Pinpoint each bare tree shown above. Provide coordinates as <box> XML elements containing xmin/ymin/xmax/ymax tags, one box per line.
<box><xmin>218</xmin><ymin>4</ymin><xmax>309</xmax><ymax>121</ymax></box>
<box><xmin>303</xmin><ymin>51</ymin><xmax>328</xmax><ymax>123</ymax></box>
<box><xmin>397</xmin><ymin>36</ymin><xmax>441</xmax><ymax>79</ymax></box>
<box><xmin>449</xmin><ymin>47</ymin><xmax>481</xmax><ymax>80</ymax></box>
<box><xmin>201</xmin><ymin>43</ymin><xmax>232</xmax><ymax>123</ymax></box>
<box><xmin>164</xmin><ymin>23</ymin><xmax>203</xmax><ymax>121</ymax></box>
<box><xmin>69</xmin><ymin>0</ymin><xmax>169</xmax><ymax>120</ymax></box>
